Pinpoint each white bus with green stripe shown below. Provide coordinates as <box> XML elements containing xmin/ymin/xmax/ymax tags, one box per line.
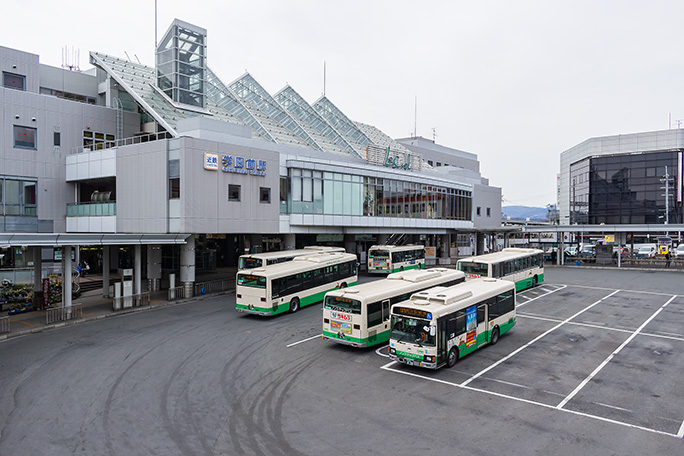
<box><xmin>238</xmin><ymin>246</ymin><xmax>344</xmax><ymax>270</ymax></box>
<box><xmin>322</xmin><ymin>268</ymin><xmax>465</xmax><ymax>348</ymax></box>
<box><xmin>236</xmin><ymin>251</ymin><xmax>358</xmax><ymax>316</ymax></box>
<box><xmin>367</xmin><ymin>244</ymin><xmax>425</xmax><ymax>274</ymax></box>
<box><xmin>457</xmin><ymin>248</ymin><xmax>544</xmax><ymax>291</ymax></box>
<box><xmin>389</xmin><ymin>278</ymin><xmax>516</xmax><ymax>369</ymax></box>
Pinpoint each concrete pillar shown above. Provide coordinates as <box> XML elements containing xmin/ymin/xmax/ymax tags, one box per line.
<box><xmin>32</xmin><ymin>247</ymin><xmax>43</xmax><ymax>309</ymax></box>
<box><xmin>134</xmin><ymin>244</ymin><xmax>142</xmax><ymax>295</ymax></box>
<box><xmin>180</xmin><ymin>236</ymin><xmax>195</xmax><ymax>297</ymax></box>
<box><xmin>63</xmin><ymin>245</ymin><xmax>72</xmax><ymax>311</ymax></box>
<box><xmin>102</xmin><ymin>245</ymin><xmax>111</xmax><ymax>298</ymax></box>
<box><xmin>284</xmin><ymin>233</ymin><xmax>296</xmax><ymax>250</ymax></box>
<box><xmin>147</xmin><ymin>245</ymin><xmax>162</xmax><ymax>291</ymax></box>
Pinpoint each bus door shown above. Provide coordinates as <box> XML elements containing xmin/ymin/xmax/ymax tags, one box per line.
<box><xmin>437</xmin><ymin>317</ymin><xmax>448</xmax><ymax>365</ymax></box>
<box><xmin>381</xmin><ymin>299</ymin><xmax>391</xmax><ymax>330</ymax></box>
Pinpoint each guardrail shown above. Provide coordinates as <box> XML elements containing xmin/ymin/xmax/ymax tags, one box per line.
<box><xmin>71</xmin><ymin>131</ymin><xmax>173</xmax><ymax>154</ymax></box>
<box><xmin>194</xmin><ymin>279</ymin><xmax>233</xmax><ymax>295</ymax></box>
<box><xmin>46</xmin><ymin>303</ymin><xmax>83</xmax><ymax>324</ymax></box>
<box><xmin>168</xmin><ymin>286</ymin><xmax>187</xmax><ymax>301</ymax></box>
<box><xmin>112</xmin><ymin>292</ymin><xmax>150</xmax><ymax>310</ymax></box>
<box><xmin>0</xmin><ymin>316</ymin><xmax>9</xmax><ymax>334</ymax></box>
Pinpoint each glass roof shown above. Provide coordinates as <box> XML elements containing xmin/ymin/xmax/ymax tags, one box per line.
<box><xmin>275</xmin><ymin>86</ymin><xmax>363</xmax><ymax>158</ymax></box>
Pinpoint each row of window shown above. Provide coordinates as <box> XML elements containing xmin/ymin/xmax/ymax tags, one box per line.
<box><xmin>391</xmin><ymin>249</ymin><xmax>426</xmax><ymax>263</ymax></box>
<box><xmin>476</xmin><ymin>206</ymin><xmax>492</xmax><ymax>217</ymax></box>
<box><xmin>445</xmin><ymin>290</ymin><xmax>514</xmax><ymax>339</ymax></box>
<box><xmin>285</xmin><ymin>169</ymin><xmax>472</xmax><ymax>220</ymax></box>
<box><xmin>271</xmin><ymin>260</ymin><xmax>358</xmax><ymax>298</ymax></box>
<box><xmin>228</xmin><ymin>185</ymin><xmax>271</xmax><ymax>203</ymax></box>
<box><xmin>491</xmin><ymin>254</ymin><xmax>544</xmax><ymax>278</ymax></box>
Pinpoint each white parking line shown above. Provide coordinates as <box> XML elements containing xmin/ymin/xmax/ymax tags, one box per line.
<box><xmin>678</xmin><ymin>419</ymin><xmax>684</xmax><ymax>439</ymax></box>
<box><xmin>461</xmin><ymin>289</ymin><xmax>620</xmax><ymax>387</ymax></box>
<box><xmin>286</xmin><ymin>333</ymin><xmax>321</xmax><ymax>347</ymax></box>
<box><xmin>380</xmin><ymin>361</ymin><xmax>678</xmax><ymax>439</ymax></box>
<box><xmin>375</xmin><ymin>344</ymin><xmax>390</xmax><ymax>357</ymax></box>
<box><xmin>556</xmin><ymin>295</ymin><xmax>678</xmax><ymax>410</ymax></box>
<box><xmin>563</xmin><ymin>284</ymin><xmax>679</xmax><ymax>297</ymax></box>
<box><xmin>517</xmin><ymin>285</ymin><xmax>567</xmax><ymax>308</ymax></box>
<box><xmin>518</xmin><ymin>313</ymin><xmax>684</xmax><ymax>342</ymax></box>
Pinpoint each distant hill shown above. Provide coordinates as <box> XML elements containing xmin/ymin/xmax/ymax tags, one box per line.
<box><xmin>502</xmin><ymin>206</ymin><xmax>549</xmax><ymax>222</ymax></box>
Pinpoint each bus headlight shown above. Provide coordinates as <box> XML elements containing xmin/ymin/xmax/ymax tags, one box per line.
<box><xmin>389</xmin><ymin>348</ymin><xmax>396</xmax><ymax>355</ymax></box>
<box><xmin>423</xmin><ymin>355</ymin><xmax>435</xmax><ymax>362</ymax></box>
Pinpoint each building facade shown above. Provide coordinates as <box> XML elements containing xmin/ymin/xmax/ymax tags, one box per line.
<box><xmin>560</xmin><ymin>130</ymin><xmax>683</xmax><ymax>226</ymax></box>
<box><xmin>1</xmin><ymin>19</ymin><xmax>503</xmax><ymax>297</ymax></box>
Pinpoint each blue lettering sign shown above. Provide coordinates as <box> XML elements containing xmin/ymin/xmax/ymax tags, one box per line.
<box><xmin>236</xmin><ymin>157</ymin><xmax>244</xmax><ymax>168</ymax></box>
<box><xmin>384</xmin><ymin>147</ymin><xmax>411</xmax><ymax>170</ymax></box>
<box><xmin>246</xmin><ymin>158</ymin><xmax>256</xmax><ymax>170</ymax></box>
<box><xmin>258</xmin><ymin>160</ymin><xmax>267</xmax><ymax>171</ymax></box>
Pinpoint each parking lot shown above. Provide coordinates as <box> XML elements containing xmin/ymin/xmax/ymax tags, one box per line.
<box><xmin>1</xmin><ymin>267</ymin><xmax>683</xmax><ymax>455</ymax></box>
<box><xmin>377</xmin><ymin>281</ymin><xmax>684</xmax><ymax>438</ymax></box>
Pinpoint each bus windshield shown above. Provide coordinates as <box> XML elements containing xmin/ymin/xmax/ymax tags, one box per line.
<box><xmin>390</xmin><ymin>316</ymin><xmax>435</xmax><ymax>346</ymax></box>
<box><xmin>239</xmin><ymin>257</ymin><xmax>263</xmax><ymax>270</ymax></box>
<box><xmin>457</xmin><ymin>261</ymin><xmax>489</xmax><ymax>277</ymax></box>
<box><xmin>370</xmin><ymin>250</ymin><xmax>389</xmax><ymax>259</ymax></box>
<box><xmin>324</xmin><ymin>296</ymin><xmax>362</xmax><ymax>314</ymax></box>
<box><xmin>236</xmin><ymin>274</ymin><xmax>266</xmax><ymax>288</ymax></box>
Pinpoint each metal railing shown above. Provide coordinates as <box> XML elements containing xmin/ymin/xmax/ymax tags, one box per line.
<box><xmin>71</xmin><ymin>131</ymin><xmax>173</xmax><ymax>154</ymax></box>
<box><xmin>0</xmin><ymin>316</ymin><xmax>9</xmax><ymax>334</ymax></box>
<box><xmin>168</xmin><ymin>286</ymin><xmax>187</xmax><ymax>301</ymax></box>
<box><xmin>195</xmin><ymin>279</ymin><xmax>233</xmax><ymax>296</ymax></box>
<box><xmin>46</xmin><ymin>303</ymin><xmax>83</xmax><ymax>324</ymax></box>
<box><xmin>112</xmin><ymin>292</ymin><xmax>151</xmax><ymax>310</ymax></box>
<box><xmin>66</xmin><ymin>201</ymin><xmax>116</xmax><ymax>217</ymax></box>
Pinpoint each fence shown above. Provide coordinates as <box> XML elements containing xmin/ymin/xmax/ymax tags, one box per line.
<box><xmin>194</xmin><ymin>279</ymin><xmax>233</xmax><ymax>296</ymax></box>
<box><xmin>112</xmin><ymin>292</ymin><xmax>150</xmax><ymax>310</ymax></box>
<box><xmin>168</xmin><ymin>286</ymin><xmax>187</xmax><ymax>301</ymax></box>
<box><xmin>0</xmin><ymin>316</ymin><xmax>9</xmax><ymax>334</ymax></box>
<box><xmin>46</xmin><ymin>303</ymin><xmax>83</xmax><ymax>324</ymax></box>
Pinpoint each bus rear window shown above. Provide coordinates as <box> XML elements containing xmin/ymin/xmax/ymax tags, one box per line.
<box><xmin>457</xmin><ymin>262</ymin><xmax>489</xmax><ymax>277</ymax></box>
<box><xmin>370</xmin><ymin>250</ymin><xmax>389</xmax><ymax>258</ymax></box>
<box><xmin>239</xmin><ymin>257</ymin><xmax>263</xmax><ymax>270</ymax></box>
<box><xmin>237</xmin><ymin>274</ymin><xmax>266</xmax><ymax>288</ymax></box>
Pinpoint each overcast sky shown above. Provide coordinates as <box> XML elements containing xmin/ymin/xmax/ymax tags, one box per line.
<box><xmin>6</xmin><ymin>1</ymin><xmax>684</xmax><ymax>207</ymax></box>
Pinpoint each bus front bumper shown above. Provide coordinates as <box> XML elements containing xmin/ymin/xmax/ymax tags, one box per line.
<box><xmin>389</xmin><ymin>353</ymin><xmax>437</xmax><ymax>369</ymax></box>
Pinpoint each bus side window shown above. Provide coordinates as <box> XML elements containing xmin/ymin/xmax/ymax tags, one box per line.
<box><xmin>272</xmin><ymin>278</ymin><xmax>284</xmax><ymax>298</ymax></box>
<box><xmin>455</xmin><ymin>310</ymin><xmax>466</xmax><ymax>336</ymax></box>
<box><xmin>367</xmin><ymin>301</ymin><xmax>383</xmax><ymax>327</ymax></box>
<box><xmin>492</xmin><ymin>264</ymin><xmax>500</xmax><ymax>278</ymax></box>
<box><xmin>477</xmin><ymin>302</ymin><xmax>487</xmax><ymax>324</ymax></box>
<box><xmin>497</xmin><ymin>290</ymin><xmax>514</xmax><ymax>314</ymax></box>
<box><xmin>382</xmin><ymin>299</ymin><xmax>391</xmax><ymax>321</ymax></box>
<box><xmin>488</xmin><ymin>298</ymin><xmax>500</xmax><ymax>320</ymax></box>
<box><xmin>302</xmin><ymin>271</ymin><xmax>314</xmax><ymax>289</ymax></box>
<box><xmin>447</xmin><ymin>315</ymin><xmax>458</xmax><ymax>339</ymax></box>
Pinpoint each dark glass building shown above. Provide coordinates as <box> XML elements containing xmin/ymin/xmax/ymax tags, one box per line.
<box><xmin>569</xmin><ymin>150</ymin><xmax>682</xmax><ymax>225</ymax></box>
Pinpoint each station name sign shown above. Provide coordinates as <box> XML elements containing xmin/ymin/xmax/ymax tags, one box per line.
<box><xmin>365</xmin><ymin>144</ymin><xmax>421</xmax><ymax>172</ymax></box>
<box><xmin>204</xmin><ymin>152</ymin><xmax>266</xmax><ymax>176</ymax></box>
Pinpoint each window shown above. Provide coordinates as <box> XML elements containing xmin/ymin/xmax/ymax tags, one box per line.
<box><xmin>54</xmin><ymin>131</ymin><xmax>61</xmax><ymax>147</ymax></box>
<box><xmin>0</xmin><ymin>178</ymin><xmax>36</xmax><ymax>216</ymax></box>
<box><xmin>3</xmin><ymin>72</ymin><xmax>25</xmax><ymax>91</ymax></box>
<box><xmin>428</xmin><ymin>160</ymin><xmax>433</xmax><ymax>166</ymax></box>
<box><xmin>476</xmin><ymin>206</ymin><xmax>481</xmax><ymax>216</ymax></box>
<box><xmin>436</xmin><ymin>162</ymin><xmax>442</xmax><ymax>167</ymax></box>
<box><xmin>229</xmin><ymin>184</ymin><xmax>241</xmax><ymax>201</ymax></box>
<box><xmin>487</xmin><ymin>207</ymin><xmax>491</xmax><ymax>217</ymax></box>
<box><xmin>169</xmin><ymin>159</ymin><xmax>180</xmax><ymax>199</ymax></box>
<box><xmin>14</xmin><ymin>126</ymin><xmax>37</xmax><ymax>149</ymax></box>
<box><xmin>260</xmin><ymin>187</ymin><xmax>271</xmax><ymax>203</ymax></box>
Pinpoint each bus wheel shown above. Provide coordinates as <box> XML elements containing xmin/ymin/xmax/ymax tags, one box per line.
<box><xmin>447</xmin><ymin>348</ymin><xmax>459</xmax><ymax>368</ymax></box>
<box><xmin>533</xmin><ymin>275</ymin><xmax>538</xmax><ymax>286</ymax></box>
<box><xmin>400</xmin><ymin>266</ymin><xmax>404</xmax><ymax>272</ymax></box>
<box><xmin>340</xmin><ymin>282</ymin><xmax>347</xmax><ymax>289</ymax></box>
<box><xmin>491</xmin><ymin>326</ymin><xmax>500</xmax><ymax>345</ymax></box>
<box><xmin>289</xmin><ymin>297</ymin><xmax>300</xmax><ymax>313</ymax></box>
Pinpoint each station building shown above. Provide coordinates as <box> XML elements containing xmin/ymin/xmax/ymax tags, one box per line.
<box><xmin>1</xmin><ymin>19</ymin><xmax>502</xmax><ymax>302</ymax></box>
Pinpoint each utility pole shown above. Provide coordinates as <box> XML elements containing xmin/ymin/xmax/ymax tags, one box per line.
<box><xmin>660</xmin><ymin>165</ymin><xmax>673</xmax><ymax>235</ymax></box>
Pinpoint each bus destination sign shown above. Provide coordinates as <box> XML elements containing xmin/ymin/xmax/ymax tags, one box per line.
<box><xmin>394</xmin><ymin>307</ymin><xmax>432</xmax><ymax>320</ymax></box>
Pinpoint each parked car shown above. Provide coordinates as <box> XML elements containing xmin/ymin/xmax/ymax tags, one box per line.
<box><xmin>675</xmin><ymin>244</ymin><xmax>684</xmax><ymax>259</ymax></box>
<box><xmin>635</xmin><ymin>246</ymin><xmax>657</xmax><ymax>258</ymax></box>
<box><xmin>579</xmin><ymin>245</ymin><xmax>596</xmax><ymax>262</ymax></box>
<box><xmin>564</xmin><ymin>246</ymin><xmax>578</xmax><ymax>259</ymax></box>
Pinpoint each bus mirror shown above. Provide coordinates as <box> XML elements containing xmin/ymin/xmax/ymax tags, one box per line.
<box><xmin>429</xmin><ymin>326</ymin><xmax>436</xmax><ymax>337</ymax></box>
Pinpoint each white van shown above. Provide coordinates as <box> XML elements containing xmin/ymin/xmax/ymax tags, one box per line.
<box><xmin>635</xmin><ymin>245</ymin><xmax>656</xmax><ymax>258</ymax></box>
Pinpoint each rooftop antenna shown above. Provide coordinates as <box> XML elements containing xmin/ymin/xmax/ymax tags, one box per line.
<box><xmin>61</xmin><ymin>45</ymin><xmax>80</xmax><ymax>71</ymax></box>
<box><xmin>414</xmin><ymin>95</ymin><xmax>417</xmax><ymax>138</ymax></box>
<box><xmin>155</xmin><ymin>0</ymin><xmax>158</xmax><ymax>49</ymax></box>
<box><xmin>134</xmin><ymin>54</ymin><xmax>141</xmax><ymax>64</ymax></box>
<box><xmin>432</xmin><ymin>127</ymin><xmax>437</xmax><ymax>143</ymax></box>
<box><xmin>124</xmin><ymin>51</ymin><xmax>132</xmax><ymax>61</ymax></box>
<box><xmin>323</xmin><ymin>61</ymin><xmax>326</xmax><ymax>96</ymax></box>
